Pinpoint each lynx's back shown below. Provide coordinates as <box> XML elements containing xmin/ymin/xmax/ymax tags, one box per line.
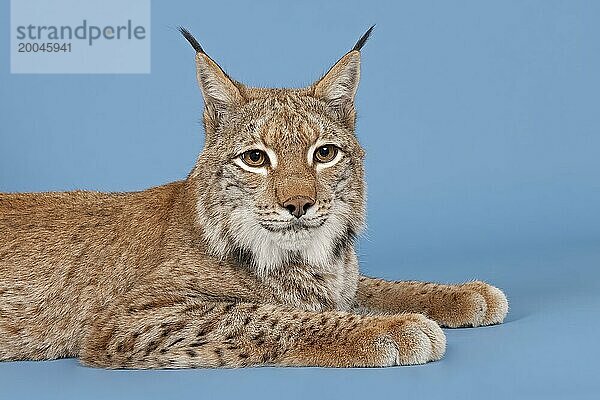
<box><xmin>0</xmin><ymin>184</ymin><xmax>183</xmax><ymax>359</ymax></box>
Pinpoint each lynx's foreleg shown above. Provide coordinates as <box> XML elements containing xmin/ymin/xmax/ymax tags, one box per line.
<box><xmin>355</xmin><ymin>277</ymin><xmax>508</xmax><ymax>328</ymax></box>
<box><xmin>80</xmin><ymin>299</ymin><xmax>445</xmax><ymax>368</ymax></box>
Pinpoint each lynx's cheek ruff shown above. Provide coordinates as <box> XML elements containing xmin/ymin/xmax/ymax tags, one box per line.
<box><xmin>226</xmin><ymin>198</ymin><xmax>354</xmax><ymax>274</ymax></box>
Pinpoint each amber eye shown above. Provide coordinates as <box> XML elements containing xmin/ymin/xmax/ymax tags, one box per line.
<box><xmin>241</xmin><ymin>149</ymin><xmax>269</xmax><ymax>168</ymax></box>
<box><xmin>314</xmin><ymin>145</ymin><xmax>339</xmax><ymax>163</ymax></box>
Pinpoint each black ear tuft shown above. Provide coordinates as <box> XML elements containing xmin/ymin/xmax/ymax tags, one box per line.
<box><xmin>179</xmin><ymin>26</ymin><xmax>204</xmax><ymax>53</ymax></box>
<box><xmin>352</xmin><ymin>25</ymin><xmax>375</xmax><ymax>52</ymax></box>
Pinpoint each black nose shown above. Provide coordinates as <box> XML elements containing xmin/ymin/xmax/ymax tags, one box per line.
<box><xmin>283</xmin><ymin>196</ymin><xmax>315</xmax><ymax>218</ymax></box>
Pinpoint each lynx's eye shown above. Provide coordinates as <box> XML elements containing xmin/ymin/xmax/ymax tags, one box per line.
<box><xmin>241</xmin><ymin>149</ymin><xmax>269</xmax><ymax>168</ymax></box>
<box><xmin>314</xmin><ymin>145</ymin><xmax>339</xmax><ymax>164</ymax></box>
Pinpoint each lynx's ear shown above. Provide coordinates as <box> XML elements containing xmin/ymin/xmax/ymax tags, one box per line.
<box><xmin>180</xmin><ymin>27</ymin><xmax>245</xmax><ymax>132</ymax></box>
<box><xmin>312</xmin><ymin>26</ymin><xmax>374</xmax><ymax>129</ymax></box>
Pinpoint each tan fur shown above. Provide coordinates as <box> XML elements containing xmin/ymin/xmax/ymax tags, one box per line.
<box><xmin>0</xmin><ymin>30</ymin><xmax>507</xmax><ymax>368</ymax></box>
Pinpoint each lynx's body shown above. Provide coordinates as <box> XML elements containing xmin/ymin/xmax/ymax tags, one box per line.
<box><xmin>0</xmin><ymin>28</ymin><xmax>507</xmax><ymax>368</ymax></box>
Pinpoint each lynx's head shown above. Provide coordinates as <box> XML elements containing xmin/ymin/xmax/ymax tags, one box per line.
<box><xmin>182</xmin><ymin>27</ymin><xmax>373</xmax><ymax>275</ymax></box>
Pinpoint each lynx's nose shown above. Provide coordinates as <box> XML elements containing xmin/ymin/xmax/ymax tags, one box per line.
<box><xmin>283</xmin><ymin>196</ymin><xmax>315</xmax><ymax>218</ymax></box>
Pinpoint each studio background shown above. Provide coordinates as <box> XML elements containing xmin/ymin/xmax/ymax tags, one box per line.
<box><xmin>1</xmin><ymin>1</ymin><xmax>599</xmax><ymax>399</ymax></box>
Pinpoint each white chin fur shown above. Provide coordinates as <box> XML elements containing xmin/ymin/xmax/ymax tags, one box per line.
<box><xmin>224</xmin><ymin>206</ymin><xmax>349</xmax><ymax>276</ymax></box>
<box><xmin>273</xmin><ymin>230</ymin><xmax>313</xmax><ymax>251</ymax></box>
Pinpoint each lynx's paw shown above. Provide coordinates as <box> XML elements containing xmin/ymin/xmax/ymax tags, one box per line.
<box><xmin>460</xmin><ymin>281</ymin><xmax>509</xmax><ymax>326</ymax></box>
<box><xmin>374</xmin><ymin>314</ymin><xmax>446</xmax><ymax>366</ymax></box>
<box><xmin>429</xmin><ymin>281</ymin><xmax>508</xmax><ymax>328</ymax></box>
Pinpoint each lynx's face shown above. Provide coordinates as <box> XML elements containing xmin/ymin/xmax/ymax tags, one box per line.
<box><xmin>183</xmin><ymin>28</ymin><xmax>371</xmax><ymax>273</ymax></box>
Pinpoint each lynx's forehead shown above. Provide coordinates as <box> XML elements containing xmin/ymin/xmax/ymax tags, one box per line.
<box><xmin>233</xmin><ymin>96</ymin><xmax>348</xmax><ymax>154</ymax></box>
<box><xmin>260</xmin><ymin>110</ymin><xmax>320</xmax><ymax>149</ymax></box>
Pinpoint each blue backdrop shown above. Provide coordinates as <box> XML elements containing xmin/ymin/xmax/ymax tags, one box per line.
<box><xmin>1</xmin><ymin>1</ymin><xmax>599</xmax><ymax>399</ymax></box>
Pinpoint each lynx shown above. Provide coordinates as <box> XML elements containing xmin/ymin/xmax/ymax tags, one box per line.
<box><xmin>0</xmin><ymin>27</ymin><xmax>508</xmax><ymax>368</ymax></box>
